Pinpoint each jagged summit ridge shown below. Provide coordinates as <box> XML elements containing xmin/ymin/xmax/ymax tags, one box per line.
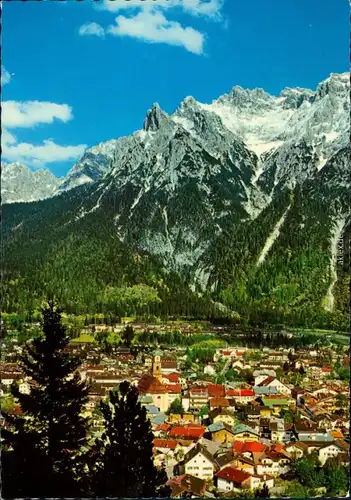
<box><xmin>143</xmin><ymin>103</ymin><xmax>168</xmax><ymax>132</ymax></box>
<box><xmin>1</xmin><ymin>72</ymin><xmax>349</xmax><ymax>204</ymax></box>
<box><xmin>1</xmin><ymin>162</ymin><xmax>61</xmax><ymax>204</ymax></box>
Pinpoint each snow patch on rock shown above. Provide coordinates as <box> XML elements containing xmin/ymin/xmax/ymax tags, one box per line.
<box><xmin>257</xmin><ymin>205</ymin><xmax>291</xmax><ymax>266</ymax></box>
<box><xmin>324</xmin><ymin>218</ymin><xmax>346</xmax><ymax>311</ymax></box>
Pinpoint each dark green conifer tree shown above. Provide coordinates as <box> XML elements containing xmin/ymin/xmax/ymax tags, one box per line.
<box><xmin>254</xmin><ymin>483</ymin><xmax>270</xmax><ymax>498</ymax></box>
<box><xmin>1</xmin><ymin>300</ymin><xmax>90</xmax><ymax>498</ymax></box>
<box><xmin>121</xmin><ymin>324</ymin><xmax>135</xmax><ymax>347</ymax></box>
<box><xmin>166</xmin><ymin>397</ymin><xmax>185</xmax><ymax>415</ymax></box>
<box><xmin>90</xmin><ymin>381</ymin><xmax>169</xmax><ymax>497</ymax></box>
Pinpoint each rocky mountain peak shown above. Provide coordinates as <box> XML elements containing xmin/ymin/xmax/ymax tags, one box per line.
<box><xmin>219</xmin><ymin>85</ymin><xmax>274</xmax><ymax>110</ymax></box>
<box><xmin>279</xmin><ymin>87</ymin><xmax>314</xmax><ymax>109</ymax></box>
<box><xmin>1</xmin><ymin>162</ymin><xmax>61</xmax><ymax>204</ymax></box>
<box><xmin>179</xmin><ymin>96</ymin><xmax>198</xmax><ymax>109</ymax></box>
<box><xmin>2</xmin><ymin>162</ymin><xmax>28</xmax><ymax>175</ymax></box>
<box><xmin>143</xmin><ymin>102</ymin><xmax>168</xmax><ymax>132</ymax></box>
<box><xmin>315</xmin><ymin>72</ymin><xmax>350</xmax><ymax>101</ymax></box>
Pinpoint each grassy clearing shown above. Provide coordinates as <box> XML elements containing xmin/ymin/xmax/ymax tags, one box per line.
<box><xmin>70</xmin><ymin>334</ymin><xmax>95</xmax><ymax>343</ymax></box>
<box><xmin>121</xmin><ymin>317</ymin><xmax>135</xmax><ymax>324</ymax></box>
<box><xmin>295</xmin><ymin>328</ymin><xmax>349</xmax><ymax>336</ymax></box>
<box><xmin>330</xmin><ymin>336</ymin><xmax>349</xmax><ymax>346</ymax></box>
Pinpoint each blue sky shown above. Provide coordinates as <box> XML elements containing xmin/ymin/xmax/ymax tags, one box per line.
<box><xmin>2</xmin><ymin>0</ymin><xmax>349</xmax><ymax>177</ymax></box>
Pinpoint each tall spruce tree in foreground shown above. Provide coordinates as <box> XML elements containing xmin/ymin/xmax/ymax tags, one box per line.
<box><xmin>1</xmin><ymin>300</ymin><xmax>90</xmax><ymax>498</ymax></box>
<box><xmin>90</xmin><ymin>381</ymin><xmax>169</xmax><ymax>498</ymax></box>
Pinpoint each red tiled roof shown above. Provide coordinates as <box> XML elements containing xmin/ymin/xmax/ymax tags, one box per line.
<box><xmin>226</xmin><ymin>389</ymin><xmax>240</xmax><ymax>397</ymax></box>
<box><xmin>167</xmin><ymin>474</ymin><xmax>207</xmax><ymax>496</ymax></box>
<box><xmin>156</xmin><ymin>423</ymin><xmax>170</xmax><ymax>432</ymax></box>
<box><xmin>138</xmin><ymin>374</ymin><xmax>168</xmax><ymax>394</ymax></box>
<box><xmin>166</xmin><ymin>384</ymin><xmax>182</xmax><ymax>394</ymax></box>
<box><xmin>153</xmin><ymin>439</ymin><xmax>178</xmax><ymax>449</ymax></box>
<box><xmin>216</xmin><ymin>466</ymin><xmax>251</xmax><ymax>484</ymax></box>
<box><xmin>272</xmin><ymin>444</ymin><xmax>285</xmax><ymax>453</ymax></box>
<box><xmin>208</xmin><ymin>383</ymin><xmax>226</xmax><ymax>397</ymax></box>
<box><xmin>321</xmin><ymin>367</ymin><xmax>331</xmax><ymax>372</ymax></box>
<box><xmin>190</xmin><ymin>386</ymin><xmax>208</xmax><ymax>394</ymax></box>
<box><xmin>233</xmin><ymin>441</ymin><xmax>265</xmax><ymax>454</ymax></box>
<box><xmin>163</xmin><ymin>372</ymin><xmax>180</xmax><ymax>384</ymax></box>
<box><xmin>162</xmin><ymin>361</ymin><xmax>177</xmax><ymax>368</ymax></box>
<box><xmin>169</xmin><ymin>425</ymin><xmax>205</xmax><ymax>439</ymax></box>
<box><xmin>239</xmin><ymin>389</ymin><xmax>254</xmax><ymax>397</ymax></box>
<box><xmin>210</xmin><ymin>397</ymin><xmax>230</xmax><ymax>408</ymax></box>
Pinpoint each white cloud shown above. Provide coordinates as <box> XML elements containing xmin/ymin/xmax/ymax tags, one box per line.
<box><xmin>88</xmin><ymin>0</ymin><xmax>224</xmax><ymax>53</ymax></box>
<box><xmin>99</xmin><ymin>0</ymin><xmax>156</xmax><ymax>12</ymax></box>
<box><xmin>2</xmin><ymin>100</ymin><xmax>86</xmax><ymax>167</ymax></box>
<box><xmin>2</xmin><ymin>129</ymin><xmax>17</xmax><ymax>145</ymax></box>
<box><xmin>99</xmin><ymin>0</ymin><xmax>223</xmax><ymax>19</ymax></box>
<box><xmin>2</xmin><ymin>136</ymin><xmax>87</xmax><ymax>166</ymax></box>
<box><xmin>1</xmin><ymin>66</ymin><xmax>11</xmax><ymax>85</ymax></box>
<box><xmin>108</xmin><ymin>10</ymin><xmax>204</xmax><ymax>54</ymax></box>
<box><xmin>181</xmin><ymin>0</ymin><xmax>223</xmax><ymax>19</ymax></box>
<box><xmin>2</xmin><ymin>101</ymin><xmax>73</xmax><ymax>128</ymax></box>
<box><xmin>79</xmin><ymin>22</ymin><xmax>105</xmax><ymax>37</ymax></box>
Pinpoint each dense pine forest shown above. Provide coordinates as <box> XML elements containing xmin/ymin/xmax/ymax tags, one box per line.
<box><xmin>2</xmin><ymin>173</ymin><xmax>349</xmax><ymax>332</ymax></box>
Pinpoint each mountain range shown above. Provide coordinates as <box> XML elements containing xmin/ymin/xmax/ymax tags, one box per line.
<box><xmin>2</xmin><ymin>72</ymin><xmax>350</xmax><ymax>327</ymax></box>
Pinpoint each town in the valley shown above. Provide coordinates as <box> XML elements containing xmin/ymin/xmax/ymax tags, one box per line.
<box><xmin>1</xmin><ymin>317</ymin><xmax>350</xmax><ymax>497</ymax></box>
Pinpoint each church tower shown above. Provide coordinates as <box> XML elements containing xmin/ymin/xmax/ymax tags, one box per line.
<box><xmin>152</xmin><ymin>354</ymin><xmax>162</xmax><ymax>381</ymax></box>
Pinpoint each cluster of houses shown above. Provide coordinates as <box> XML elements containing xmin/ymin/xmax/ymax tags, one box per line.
<box><xmin>82</xmin><ymin>346</ymin><xmax>349</xmax><ymax>496</ymax></box>
<box><xmin>1</xmin><ymin>335</ymin><xmax>349</xmax><ymax>497</ymax></box>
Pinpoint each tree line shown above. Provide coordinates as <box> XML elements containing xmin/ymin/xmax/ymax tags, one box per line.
<box><xmin>216</xmin><ymin>330</ymin><xmax>331</xmax><ymax>350</ymax></box>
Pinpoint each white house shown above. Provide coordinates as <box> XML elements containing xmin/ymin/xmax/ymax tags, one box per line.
<box><xmin>188</xmin><ymin>387</ymin><xmax>209</xmax><ymax>410</ymax></box>
<box><xmin>318</xmin><ymin>442</ymin><xmax>349</xmax><ymax>466</ymax></box>
<box><xmin>256</xmin><ymin>454</ymin><xmax>291</xmax><ymax>477</ymax></box>
<box><xmin>285</xmin><ymin>442</ymin><xmax>306</xmax><ymax>459</ymax></box>
<box><xmin>254</xmin><ymin>370</ymin><xmax>276</xmax><ymax>386</ymax></box>
<box><xmin>270</xmin><ymin>420</ymin><xmax>292</xmax><ymax>443</ymax></box>
<box><xmin>216</xmin><ymin>467</ymin><xmax>252</xmax><ymax>492</ymax></box>
<box><xmin>258</xmin><ymin>377</ymin><xmax>292</xmax><ymax>397</ymax></box>
<box><xmin>184</xmin><ymin>443</ymin><xmax>215</xmax><ymax>481</ymax></box>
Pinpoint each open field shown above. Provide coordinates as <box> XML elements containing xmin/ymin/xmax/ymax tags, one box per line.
<box><xmin>70</xmin><ymin>334</ymin><xmax>95</xmax><ymax>343</ymax></box>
